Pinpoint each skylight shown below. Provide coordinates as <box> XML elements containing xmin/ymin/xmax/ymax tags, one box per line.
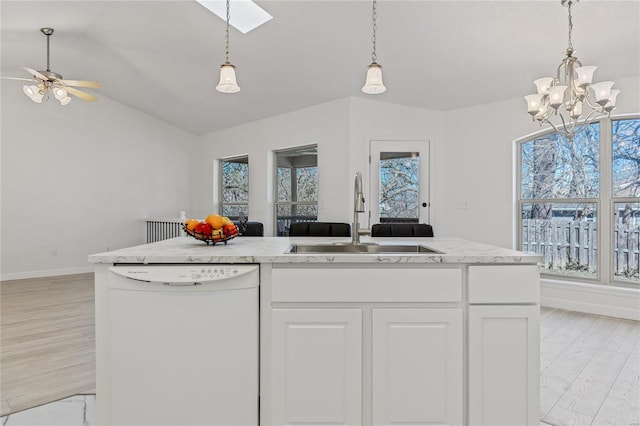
<box><xmin>195</xmin><ymin>0</ymin><xmax>273</xmax><ymax>34</ymax></box>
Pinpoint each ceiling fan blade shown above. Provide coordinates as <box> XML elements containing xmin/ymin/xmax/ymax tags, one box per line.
<box><xmin>65</xmin><ymin>86</ymin><xmax>97</xmax><ymax>102</ymax></box>
<box><xmin>1</xmin><ymin>76</ymin><xmax>36</xmax><ymax>82</ymax></box>
<box><xmin>61</xmin><ymin>79</ymin><xmax>102</xmax><ymax>88</ymax></box>
<box><xmin>23</xmin><ymin>66</ymin><xmax>47</xmax><ymax>80</ymax></box>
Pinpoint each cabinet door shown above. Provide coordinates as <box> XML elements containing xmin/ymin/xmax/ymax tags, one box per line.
<box><xmin>271</xmin><ymin>309</ymin><xmax>362</xmax><ymax>426</ymax></box>
<box><xmin>372</xmin><ymin>309</ymin><xmax>463</xmax><ymax>426</ymax></box>
<box><xmin>468</xmin><ymin>305</ymin><xmax>540</xmax><ymax>426</ymax></box>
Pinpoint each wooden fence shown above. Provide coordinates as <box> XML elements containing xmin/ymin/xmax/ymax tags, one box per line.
<box><xmin>522</xmin><ymin>219</ymin><xmax>640</xmax><ymax>278</ymax></box>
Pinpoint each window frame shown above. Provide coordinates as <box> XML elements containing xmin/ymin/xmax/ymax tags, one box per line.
<box><xmin>218</xmin><ymin>155</ymin><xmax>249</xmax><ymax>220</ymax></box>
<box><xmin>273</xmin><ymin>144</ymin><xmax>318</xmax><ymax>236</ymax></box>
<box><xmin>515</xmin><ymin>113</ymin><xmax>640</xmax><ymax>288</ymax></box>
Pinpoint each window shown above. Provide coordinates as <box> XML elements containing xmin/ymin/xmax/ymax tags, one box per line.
<box><xmin>219</xmin><ymin>156</ymin><xmax>249</xmax><ymax>220</ymax></box>
<box><xmin>275</xmin><ymin>146</ymin><xmax>318</xmax><ymax>236</ymax></box>
<box><xmin>369</xmin><ymin>140</ymin><xmax>430</xmax><ymax>227</ymax></box>
<box><xmin>517</xmin><ymin>116</ymin><xmax>640</xmax><ymax>286</ymax></box>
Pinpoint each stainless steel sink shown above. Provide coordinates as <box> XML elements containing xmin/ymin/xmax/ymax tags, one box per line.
<box><xmin>287</xmin><ymin>243</ymin><xmax>442</xmax><ymax>254</ymax></box>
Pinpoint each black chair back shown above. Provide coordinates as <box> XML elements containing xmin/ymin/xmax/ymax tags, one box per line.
<box><xmin>234</xmin><ymin>221</ymin><xmax>264</xmax><ymax>236</ymax></box>
<box><xmin>289</xmin><ymin>222</ymin><xmax>351</xmax><ymax>237</ymax></box>
<box><xmin>371</xmin><ymin>223</ymin><xmax>434</xmax><ymax>237</ymax></box>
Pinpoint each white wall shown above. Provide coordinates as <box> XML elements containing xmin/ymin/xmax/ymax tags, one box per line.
<box><xmin>348</xmin><ymin>98</ymin><xmax>445</xmax><ymax>230</ymax></box>
<box><xmin>442</xmin><ymin>75</ymin><xmax>640</xmax><ymax>249</ymax></box>
<box><xmin>1</xmin><ymin>87</ymin><xmax>199</xmax><ymax>279</ymax></box>
<box><xmin>197</xmin><ymin>98</ymin><xmax>351</xmax><ymax>236</ymax></box>
<box><xmin>197</xmin><ymin>97</ymin><xmax>445</xmax><ymax>236</ymax></box>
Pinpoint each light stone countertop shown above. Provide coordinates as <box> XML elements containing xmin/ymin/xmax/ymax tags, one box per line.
<box><xmin>88</xmin><ymin>236</ymin><xmax>542</xmax><ymax>265</ymax></box>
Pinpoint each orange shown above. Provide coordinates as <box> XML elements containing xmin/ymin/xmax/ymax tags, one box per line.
<box><xmin>185</xmin><ymin>219</ymin><xmax>199</xmax><ymax>231</ymax></box>
<box><xmin>205</xmin><ymin>214</ymin><xmax>224</xmax><ymax>230</ymax></box>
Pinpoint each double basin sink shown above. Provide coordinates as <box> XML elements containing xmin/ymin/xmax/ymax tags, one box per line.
<box><xmin>288</xmin><ymin>242</ymin><xmax>442</xmax><ymax>254</ymax></box>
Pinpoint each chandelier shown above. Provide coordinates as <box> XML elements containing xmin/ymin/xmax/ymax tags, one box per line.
<box><xmin>362</xmin><ymin>0</ymin><xmax>386</xmax><ymax>94</ymax></box>
<box><xmin>524</xmin><ymin>0</ymin><xmax>619</xmax><ymax>139</ymax></box>
<box><xmin>216</xmin><ymin>0</ymin><xmax>240</xmax><ymax>93</ymax></box>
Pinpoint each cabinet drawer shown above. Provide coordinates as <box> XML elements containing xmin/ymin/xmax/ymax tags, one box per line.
<box><xmin>271</xmin><ymin>267</ymin><xmax>462</xmax><ymax>303</ymax></box>
<box><xmin>468</xmin><ymin>265</ymin><xmax>540</xmax><ymax>304</ymax></box>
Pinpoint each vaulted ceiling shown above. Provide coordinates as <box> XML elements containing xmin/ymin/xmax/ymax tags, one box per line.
<box><xmin>1</xmin><ymin>0</ymin><xmax>638</xmax><ymax>135</ymax></box>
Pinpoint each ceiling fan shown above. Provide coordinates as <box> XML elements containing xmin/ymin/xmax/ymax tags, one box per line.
<box><xmin>3</xmin><ymin>28</ymin><xmax>101</xmax><ymax>105</ymax></box>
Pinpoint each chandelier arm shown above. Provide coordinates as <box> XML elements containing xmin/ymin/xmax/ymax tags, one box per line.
<box><xmin>582</xmin><ymin>95</ymin><xmax>603</xmax><ymax>111</ymax></box>
<box><xmin>541</xmin><ymin>117</ymin><xmax>564</xmax><ymax>134</ymax></box>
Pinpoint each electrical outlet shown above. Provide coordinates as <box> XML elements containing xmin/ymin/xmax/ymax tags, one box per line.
<box><xmin>50</xmin><ymin>249</ymin><xmax>58</xmax><ymax>257</ymax></box>
<box><xmin>456</xmin><ymin>200</ymin><xmax>469</xmax><ymax>209</ymax></box>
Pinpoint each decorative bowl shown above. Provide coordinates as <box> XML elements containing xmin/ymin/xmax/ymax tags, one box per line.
<box><xmin>182</xmin><ymin>224</ymin><xmax>239</xmax><ymax>245</ymax></box>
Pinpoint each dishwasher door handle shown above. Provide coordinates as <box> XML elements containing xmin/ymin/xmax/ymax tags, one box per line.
<box><xmin>162</xmin><ymin>282</ymin><xmax>202</xmax><ymax>286</ymax></box>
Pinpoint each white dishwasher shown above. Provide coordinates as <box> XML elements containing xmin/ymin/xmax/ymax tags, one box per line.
<box><xmin>108</xmin><ymin>264</ymin><xmax>259</xmax><ymax>426</ymax></box>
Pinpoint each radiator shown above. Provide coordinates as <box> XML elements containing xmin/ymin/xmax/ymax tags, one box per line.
<box><xmin>145</xmin><ymin>218</ymin><xmax>184</xmax><ymax>243</ymax></box>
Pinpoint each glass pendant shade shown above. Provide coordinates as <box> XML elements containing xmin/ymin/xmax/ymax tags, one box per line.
<box><xmin>604</xmin><ymin>89</ymin><xmax>620</xmax><ymax>112</ymax></box>
<box><xmin>53</xmin><ymin>87</ymin><xmax>68</xmax><ymax>100</ymax></box>
<box><xmin>216</xmin><ymin>63</ymin><xmax>241</xmax><ymax>93</ymax></box>
<box><xmin>574</xmin><ymin>66</ymin><xmax>597</xmax><ymax>88</ymax></box>
<box><xmin>524</xmin><ymin>94</ymin><xmax>544</xmax><ymax>115</ymax></box>
<box><xmin>23</xmin><ymin>85</ymin><xmax>43</xmax><ymax>103</ymax></box>
<box><xmin>534</xmin><ymin>78</ymin><xmax>554</xmax><ymax>95</ymax></box>
<box><xmin>59</xmin><ymin>96</ymin><xmax>71</xmax><ymax>106</ymax></box>
<box><xmin>591</xmin><ymin>81</ymin><xmax>615</xmax><ymax>105</ymax></box>
<box><xmin>362</xmin><ymin>63</ymin><xmax>386</xmax><ymax>94</ymax></box>
<box><xmin>548</xmin><ymin>85</ymin><xmax>567</xmax><ymax>108</ymax></box>
<box><xmin>570</xmin><ymin>101</ymin><xmax>582</xmax><ymax>118</ymax></box>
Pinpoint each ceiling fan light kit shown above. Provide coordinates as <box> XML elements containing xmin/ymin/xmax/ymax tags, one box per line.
<box><xmin>5</xmin><ymin>27</ymin><xmax>102</xmax><ymax>106</ymax></box>
<box><xmin>524</xmin><ymin>0</ymin><xmax>619</xmax><ymax>139</ymax></box>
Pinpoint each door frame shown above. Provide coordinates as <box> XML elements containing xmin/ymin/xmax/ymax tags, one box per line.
<box><xmin>369</xmin><ymin>140</ymin><xmax>431</xmax><ymax>228</ymax></box>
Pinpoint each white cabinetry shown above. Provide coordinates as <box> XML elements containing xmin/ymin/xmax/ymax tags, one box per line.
<box><xmin>267</xmin><ymin>266</ymin><xmax>464</xmax><ymax>426</ymax></box>
<box><xmin>372</xmin><ymin>308</ymin><xmax>462</xmax><ymax>426</ymax></box>
<box><xmin>271</xmin><ymin>308</ymin><xmax>362</xmax><ymax>425</ymax></box>
<box><xmin>467</xmin><ymin>265</ymin><xmax>540</xmax><ymax>426</ymax></box>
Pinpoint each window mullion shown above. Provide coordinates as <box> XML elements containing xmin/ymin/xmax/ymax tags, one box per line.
<box><xmin>600</xmin><ymin>118</ymin><xmax>613</xmax><ymax>285</ymax></box>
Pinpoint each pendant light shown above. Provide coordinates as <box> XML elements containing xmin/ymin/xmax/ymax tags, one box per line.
<box><xmin>362</xmin><ymin>0</ymin><xmax>386</xmax><ymax>94</ymax></box>
<box><xmin>216</xmin><ymin>0</ymin><xmax>240</xmax><ymax>93</ymax></box>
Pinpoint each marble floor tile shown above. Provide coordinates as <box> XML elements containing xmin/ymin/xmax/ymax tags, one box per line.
<box><xmin>0</xmin><ymin>395</ymin><xmax>95</xmax><ymax>426</ymax></box>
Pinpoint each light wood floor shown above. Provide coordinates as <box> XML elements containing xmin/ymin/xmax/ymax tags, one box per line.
<box><xmin>1</xmin><ymin>274</ymin><xmax>638</xmax><ymax>425</ymax></box>
<box><xmin>540</xmin><ymin>307</ymin><xmax>640</xmax><ymax>426</ymax></box>
<box><xmin>0</xmin><ymin>273</ymin><xmax>95</xmax><ymax>416</ymax></box>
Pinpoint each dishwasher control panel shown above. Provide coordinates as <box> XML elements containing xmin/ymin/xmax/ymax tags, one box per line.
<box><xmin>109</xmin><ymin>264</ymin><xmax>259</xmax><ymax>285</ymax></box>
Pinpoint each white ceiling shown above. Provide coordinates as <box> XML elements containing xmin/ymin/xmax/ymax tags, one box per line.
<box><xmin>1</xmin><ymin>0</ymin><xmax>639</xmax><ymax>135</ymax></box>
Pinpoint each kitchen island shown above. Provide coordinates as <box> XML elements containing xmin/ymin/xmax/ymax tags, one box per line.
<box><xmin>90</xmin><ymin>236</ymin><xmax>542</xmax><ymax>426</ymax></box>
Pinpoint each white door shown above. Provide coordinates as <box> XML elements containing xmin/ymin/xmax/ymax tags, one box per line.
<box><xmin>468</xmin><ymin>305</ymin><xmax>540</xmax><ymax>426</ymax></box>
<box><xmin>271</xmin><ymin>308</ymin><xmax>363</xmax><ymax>426</ymax></box>
<box><xmin>372</xmin><ymin>308</ymin><xmax>463</xmax><ymax>426</ymax></box>
<box><xmin>369</xmin><ymin>140</ymin><xmax>430</xmax><ymax>228</ymax></box>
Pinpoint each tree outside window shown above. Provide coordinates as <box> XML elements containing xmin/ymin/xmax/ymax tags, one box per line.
<box><xmin>275</xmin><ymin>146</ymin><xmax>318</xmax><ymax>236</ymax></box>
<box><xmin>220</xmin><ymin>156</ymin><xmax>249</xmax><ymax>220</ymax></box>
<box><xmin>518</xmin><ymin>117</ymin><xmax>639</xmax><ymax>285</ymax></box>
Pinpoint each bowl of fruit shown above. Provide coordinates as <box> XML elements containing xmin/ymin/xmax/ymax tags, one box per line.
<box><xmin>183</xmin><ymin>214</ymin><xmax>239</xmax><ymax>245</ymax></box>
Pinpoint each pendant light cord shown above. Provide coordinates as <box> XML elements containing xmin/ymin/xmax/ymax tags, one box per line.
<box><xmin>371</xmin><ymin>0</ymin><xmax>377</xmax><ymax>63</ymax></box>
<box><xmin>225</xmin><ymin>0</ymin><xmax>230</xmax><ymax>64</ymax></box>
